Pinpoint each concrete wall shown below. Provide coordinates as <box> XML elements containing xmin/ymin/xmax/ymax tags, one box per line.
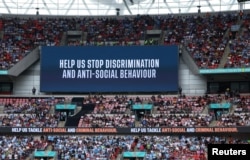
<box><xmin>12</xmin><ymin>61</ymin><xmax>42</xmax><ymax>96</ymax></box>
<box><xmin>178</xmin><ymin>57</ymin><xmax>207</xmax><ymax>96</ymax></box>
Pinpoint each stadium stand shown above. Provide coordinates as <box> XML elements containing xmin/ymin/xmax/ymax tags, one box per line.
<box><xmin>0</xmin><ymin>12</ymin><xmax>249</xmax><ymax>70</ymax></box>
<box><xmin>0</xmin><ymin>134</ymin><xmax>249</xmax><ymax>160</ymax></box>
<box><xmin>0</xmin><ymin>18</ymin><xmax>63</xmax><ymax>69</ymax></box>
<box><xmin>224</xmin><ymin>13</ymin><xmax>250</xmax><ymax>68</ymax></box>
<box><xmin>0</xmin><ymin>3</ymin><xmax>250</xmax><ymax>159</ymax></box>
<box><xmin>0</xmin><ymin>97</ymin><xmax>64</xmax><ymax>127</ymax></box>
<box><xmin>0</xmin><ymin>93</ymin><xmax>250</xmax><ymax>159</ymax></box>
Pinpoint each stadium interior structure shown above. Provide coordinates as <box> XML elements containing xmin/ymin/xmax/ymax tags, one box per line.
<box><xmin>0</xmin><ymin>0</ymin><xmax>249</xmax><ymax>16</ymax></box>
<box><xmin>0</xmin><ymin>0</ymin><xmax>250</xmax><ymax>160</ymax></box>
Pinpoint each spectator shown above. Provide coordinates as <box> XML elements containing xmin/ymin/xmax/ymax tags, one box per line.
<box><xmin>179</xmin><ymin>86</ymin><xmax>182</xmax><ymax>95</ymax></box>
<box><xmin>32</xmin><ymin>87</ymin><xmax>36</xmax><ymax>95</ymax></box>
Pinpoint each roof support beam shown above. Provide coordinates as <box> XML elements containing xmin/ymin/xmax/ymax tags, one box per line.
<box><xmin>186</xmin><ymin>0</ymin><xmax>195</xmax><ymax>13</ymax></box>
<box><xmin>123</xmin><ymin>0</ymin><xmax>132</xmax><ymax>15</ymax></box>
<box><xmin>65</xmin><ymin>0</ymin><xmax>76</xmax><ymax>15</ymax></box>
<box><xmin>24</xmin><ymin>0</ymin><xmax>34</xmax><ymax>14</ymax></box>
<box><xmin>163</xmin><ymin>1</ymin><xmax>173</xmax><ymax>13</ymax></box>
<box><xmin>2</xmin><ymin>0</ymin><xmax>11</xmax><ymax>13</ymax></box>
<box><xmin>205</xmin><ymin>0</ymin><xmax>215</xmax><ymax>12</ymax></box>
<box><xmin>82</xmin><ymin>0</ymin><xmax>91</xmax><ymax>15</ymax></box>
<box><xmin>42</xmin><ymin>0</ymin><xmax>52</xmax><ymax>14</ymax></box>
<box><xmin>146</xmin><ymin>0</ymin><xmax>155</xmax><ymax>13</ymax></box>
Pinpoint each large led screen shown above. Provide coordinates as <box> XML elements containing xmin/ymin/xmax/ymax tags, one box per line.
<box><xmin>40</xmin><ymin>46</ymin><xmax>179</xmax><ymax>92</ymax></box>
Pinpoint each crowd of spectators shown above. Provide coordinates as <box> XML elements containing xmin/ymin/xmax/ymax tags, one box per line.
<box><xmin>234</xmin><ymin>95</ymin><xmax>250</xmax><ymax>113</ymax></box>
<box><xmin>67</xmin><ymin>39</ymin><xmax>83</xmax><ymax>46</ymax></box>
<box><xmin>82</xmin><ymin>15</ymin><xmax>157</xmax><ymax>46</ymax></box>
<box><xmin>0</xmin><ymin>113</ymin><xmax>59</xmax><ymax>127</ymax></box>
<box><xmin>152</xmin><ymin>95</ymin><xmax>207</xmax><ymax>114</ymax></box>
<box><xmin>0</xmin><ymin>97</ymin><xmax>64</xmax><ymax>114</ymax></box>
<box><xmin>83</xmin><ymin>95</ymin><xmax>129</xmax><ymax>105</ymax></box>
<box><xmin>0</xmin><ymin>17</ymin><xmax>65</xmax><ymax>69</ymax></box>
<box><xmin>76</xmin><ymin>93</ymin><xmax>250</xmax><ymax>128</ymax></box>
<box><xmin>0</xmin><ymin>136</ymin><xmax>48</xmax><ymax>160</ymax></box>
<box><xmin>2</xmin><ymin>98</ymin><xmax>49</xmax><ymax>114</ymax></box>
<box><xmin>1</xmin><ymin>12</ymin><xmax>249</xmax><ymax>70</ymax></box>
<box><xmin>92</xmin><ymin>97</ymin><xmax>128</xmax><ymax>114</ymax></box>
<box><xmin>140</xmin><ymin>113</ymin><xmax>213</xmax><ymax>127</ymax></box>
<box><xmin>78</xmin><ymin>114</ymin><xmax>135</xmax><ymax>128</ymax></box>
<box><xmin>0</xmin><ymin>134</ymin><xmax>248</xmax><ymax>160</ymax></box>
<box><xmin>182</xmin><ymin>12</ymin><xmax>239</xmax><ymax>69</ymax></box>
<box><xmin>216</xmin><ymin>112</ymin><xmax>250</xmax><ymax>126</ymax></box>
<box><xmin>214</xmin><ymin>94</ymin><xmax>250</xmax><ymax>126</ymax></box>
<box><xmin>224</xmin><ymin>12</ymin><xmax>250</xmax><ymax>68</ymax></box>
<box><xmin>0</xmin><ymin>97</ymin><xmax>64</xmax><ymax>127</ymax></box>
<box><xmin>0</xmin><ymin>134</ymin><xmax>249</xmax><ymax>160</ymax></box>
<box><xmin>47</xmin><ymin>134</ymin><xmax>249</xmax><ymax>160</ymax></box>
<box><xmin>78</xmin><ymin>95</ymin><xmax>143</xmax><ymax>127</ymax></box>
<box><xmin>2</xmin><ymin>94</ymin><xmax>249</xmax><ymax>129</ymax></box>
<box><xmin>62</xmin><ymin>12</ymin><xmax>249</xmax><ymax>69</ymax></box>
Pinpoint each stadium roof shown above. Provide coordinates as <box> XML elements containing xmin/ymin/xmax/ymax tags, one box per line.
<box><xmin>0</xmin><ymin>0</ymin><xmax>249</xmax><ymax>16</ymax></box>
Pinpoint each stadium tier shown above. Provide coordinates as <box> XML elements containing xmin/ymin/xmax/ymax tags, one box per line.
<box><xmin>0</xmin><ymin>13</ymin><xmax>249</xmax><ymax>70</ymax></box>
<box><xmin>0</xmin><ymin>94</ymin><xmax>250</xmax><ymax>160</ymax></box>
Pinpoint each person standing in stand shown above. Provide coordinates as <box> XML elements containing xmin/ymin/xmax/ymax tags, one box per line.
<box><xmin>179</xmin><ymin>86</ymin><xmax>182</xmax><ymax>95</ymax></box>
<box><xmin>32</xmin><ymin>87</ymin><xmax>36</xmax><ymax>95</ymax></box>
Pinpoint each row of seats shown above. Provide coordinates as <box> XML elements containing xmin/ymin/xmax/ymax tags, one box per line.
<box><xmin>0</xmin><ymin>97</ymin><xmax>64</xmax><ymax>127</ymax></box>
<box><xmin>0</xmin><ymin>113</ymin><xmax>59</xmax><ymax>127</ymax></box>
<box><xmin>0</xmin><ymin>97</ymin><xmax>65</xmax><ymax>113</ymax></box>
<box><xmin>78</xmin><ymin>114</ymin><xmax>135</xmax><ymax>128</ymax></box>
<box><xmin>93</xmin><ymin>102</ymin><xmax>127</xmax><ymax>114</ymax></box>
<box><xmin>216</xmin><ymin>112</ymin><xmax>250</xmax><ymax>126</ymax></box>
<box><xmin>0</xmin><ymin>94</ymin><xmax>249</xmax><ymax>128</ymax></box>
<box><xmin>140</xmin><ymin>114</ymin><xmax>212</xmax><ymax>127</ymax></box>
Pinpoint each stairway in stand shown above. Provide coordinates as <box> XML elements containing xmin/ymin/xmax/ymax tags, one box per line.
<box><xmin>0</xmin><ymin>105</ymin><xmax>4</xmax><ymax>114</ymax></box>
<box><xmin>58</xmin><ymin>121</ymin><xmax>66</xmax><ymax>127</ymax></box>
<box><xmin>65</xmin><ymin>104</ymin><xmax>95</xmax><ymax>127</ymax></box>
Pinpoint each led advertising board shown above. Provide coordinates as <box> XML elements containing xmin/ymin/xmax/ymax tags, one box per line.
<box><xmin>40</xmin><ymin>46</ymin><xmax>178</xmax><ymax>92</ymax></box>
